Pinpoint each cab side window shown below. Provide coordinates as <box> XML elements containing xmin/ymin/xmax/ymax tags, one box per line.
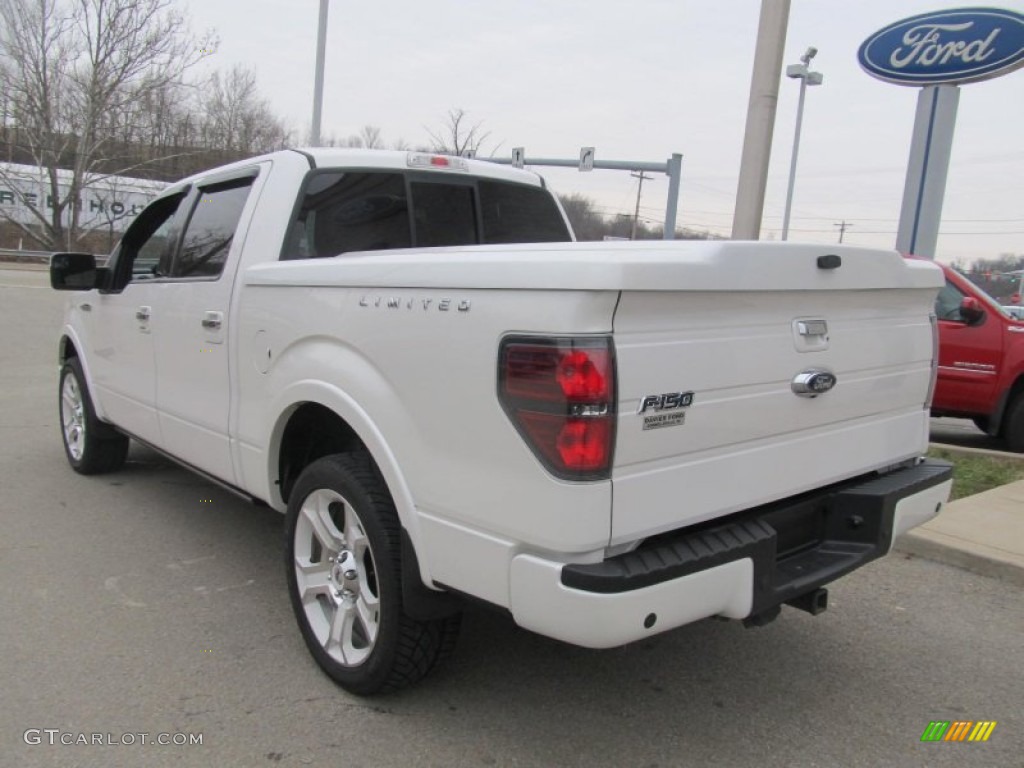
<box><xmin>120</xmin><ymin>194</ymin><xmax>185</xmax><ymax>283</ymax></box>
<box><xmin>170</xmin><ymin>178</ymin><xmax>254</xmax><ymax>278</ymax></box>
<box><xmin>935</xmin><ymin>281</ymin><xmax>966</xmax><ymax>322</ymax></box>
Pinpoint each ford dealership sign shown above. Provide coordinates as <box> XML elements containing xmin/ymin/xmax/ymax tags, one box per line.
<box><xmin>858</xmin><ymin>7</ymin><xmax>1024</xmax><ymax>86</ymax></box>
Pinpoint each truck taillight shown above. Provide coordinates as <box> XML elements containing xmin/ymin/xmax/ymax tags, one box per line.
<box><xmin>498</xmin><ymin>337</ymin><xmax>616</xmax><ymax>480</ymax></box>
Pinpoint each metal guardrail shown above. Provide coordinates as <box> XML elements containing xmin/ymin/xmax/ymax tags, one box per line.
<box><xmin>0</xmin><ymin>248</ymin><xmax>52</xmax><ymax>264</ymax></box>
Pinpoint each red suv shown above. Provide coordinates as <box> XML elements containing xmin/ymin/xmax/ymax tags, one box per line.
<box><xmin>930</xmin><ymin>262</ymin><xmax>1024</xmax><ymax>451</ymax></box>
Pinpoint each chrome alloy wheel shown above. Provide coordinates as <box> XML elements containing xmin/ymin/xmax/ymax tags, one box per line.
<box><xmin>293</xmin><ymin>488</ymin><xmax>380</xmax><ymax>667</ymax></box>
<box><xmin>61</xmin><ymin>373</ymin><xmax>86</xmax><ymax>461</ymax></box>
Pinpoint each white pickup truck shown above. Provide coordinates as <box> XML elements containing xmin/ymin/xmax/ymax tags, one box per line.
<box><xmin>51</xmin><ymin>149</ymin><xmax>952</xmax><ymax>694</ymax></box>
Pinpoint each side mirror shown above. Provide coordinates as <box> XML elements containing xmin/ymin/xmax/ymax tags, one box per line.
<box><xmin>960</xmin><ymin>296</ymin><xmax>985</xmax><ymax>326</ymax></box>
<box><xmin>50</xmin><ymin>252</ymin><xmax>107</xmax><ymax>291</ymax></box>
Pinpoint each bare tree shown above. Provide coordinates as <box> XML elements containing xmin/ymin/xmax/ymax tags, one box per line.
<box><xmin>0</xmin><ymin>0</ymin><xmax>216</xmax><ymax>249</ymax></box>
<box><xmin>199</xmin><ymin>65</ymin><xmax>289</xmax><ymax>154</ymax></box>
<box><xmin>0</xmin><ymin>0</ymin><xmax>76</xmax><ymax>247</ymax></box>
<box><xmin>358</xmin><ymin>125</ymin><xmax>383</xmax><ymax>149</ymax></box>
<box><xmin>558</xmin><ymin>193</ymin><xmax>605</xmax><ymax>241</ymax></box>
<box><xmin>81</xmin><ymin>174</ymin><xmax>138</xmax><ymax>251</ymax></box>
<box><xmin>556</xmin><ymin>192</ymin><xmax>718</xmax><ymax>242</ymax></box>
<box><xmin>321</xmin><ymin>124</ymin><xmax>385</xmax><ymax>150</ymax></box>
<box><xmin>426</xmin><ymin>108</ymin><xmax>491</xmax><ymax>157</ymax></box>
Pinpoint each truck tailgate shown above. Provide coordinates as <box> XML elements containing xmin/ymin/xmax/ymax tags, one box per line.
<box><xmin>610</xmin><ymin>243</ymin><xmax>942</xmax><ymax>545</ymax></box>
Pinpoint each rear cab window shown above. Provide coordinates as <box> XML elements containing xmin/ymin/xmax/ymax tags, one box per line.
<box><xmin>478</xmin><ymin>181</ymin><xmax>570</xmax><ymax>244</ymax></box>
<box><xmin>282</xmin><ymin>169</ymin><xmax>570</xmax><ymax>260</ymax></box>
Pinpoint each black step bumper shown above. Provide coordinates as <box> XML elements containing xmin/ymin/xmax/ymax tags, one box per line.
<box><xmin>562</xmin><ymin>460</ymin><xmax>953</xmax><ymax>615</ymax></box>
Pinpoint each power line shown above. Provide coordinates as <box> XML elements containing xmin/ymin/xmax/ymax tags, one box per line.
<box><xmin>834</xmin><ymin>221</ymin><xmax>852</xmax><ymax>243</ymax></box>
<box><xmin>785</xmin><ymin>228</ymin><xmax>1024</xmax><ymax>235</ymax></box>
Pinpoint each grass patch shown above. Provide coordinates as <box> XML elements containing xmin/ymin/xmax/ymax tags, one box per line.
<box><xmin>928</xmin><ymin>447</ymin><xmax>1024</xmax><ymax>501</ymax></box>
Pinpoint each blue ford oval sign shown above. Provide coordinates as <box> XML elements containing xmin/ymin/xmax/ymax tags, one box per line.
<box><xmin>858</xmin><ymin>7</ymin><xmax>1024</xmax><ymax>86</ymax></box>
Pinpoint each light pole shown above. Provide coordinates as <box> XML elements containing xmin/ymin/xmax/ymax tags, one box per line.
<box><xmin>310</xmin><ymin>0</ymin><xmax>329</xmax><ymax>147</ymax></box>
<box><xmin>781</xmin><ymin>46</ymin><xmax>822</xmax><ymax>241</ymax></box>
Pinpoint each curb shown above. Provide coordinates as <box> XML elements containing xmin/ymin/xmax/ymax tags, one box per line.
<box><xmin>929</xmin><ymin>442</ymin><xmax>1024</xmax><ymax>461</ymax></box>
<box><xmin>894</xmin><ymin>531</ymin><xmax>1024</xmax><ymax>588</ymax></box>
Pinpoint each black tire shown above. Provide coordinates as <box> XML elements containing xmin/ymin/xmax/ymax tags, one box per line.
<box><xmin>285</xmin><ymin>453</ymin><xmax>461</xmax><ymax>695</ymax></box>
<box><xmin>59</xmin><ymin>357</ymin><xmax>129</xmax><ymax>474</ymax></box>
<box><xmin>1003</xmin><ymin>396</ymin><xmax>1024</xmax><ymax>452</ymax></box>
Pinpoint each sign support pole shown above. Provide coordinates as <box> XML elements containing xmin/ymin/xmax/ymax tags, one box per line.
<box><xmin>484</xmin><ymin>153</ymin><xmax>683</xmax><ymax>239</ymax></box>
<box><xmin>895</xmin><ymin>85</ymin><xmax>960</xmax><ymax>259</ymax></box>
<box><xmin>664</xmin><ymin>153</ymin><xmax>683</xmax><ymax>240</ymax></box>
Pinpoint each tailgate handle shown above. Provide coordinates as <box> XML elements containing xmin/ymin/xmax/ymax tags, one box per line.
<box><xmin>797</xmin><ymin>320</ymin><xmax>828</xmax><ymax>337</ymax></box>
<box><xmin>817</xmin><ymin>254</ymin><xmax>842</xmax><ymax>269</ymax></box>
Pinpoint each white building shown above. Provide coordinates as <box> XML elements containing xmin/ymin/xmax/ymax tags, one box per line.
<box><xmin>0</xmin><ymin>162</ymin><xmax>167</xmax><ymax>236</ymax></box>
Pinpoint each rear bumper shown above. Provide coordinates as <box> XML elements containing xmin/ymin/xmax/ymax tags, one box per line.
<box><xmin>508</xmin><ymin>460</ymin><xmax>952</xmax><ymax>648</ymax></box>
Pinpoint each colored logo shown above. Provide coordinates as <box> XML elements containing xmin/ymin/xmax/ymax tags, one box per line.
<box><xmin>858</xmin><ymin>8</ymin><xmax>1024</xmax><ymax>86</ymax></box>
<box><xmin>921</xmin><ymin>720</ymin><xmax>997</xmax><ymax>742</ymax></box>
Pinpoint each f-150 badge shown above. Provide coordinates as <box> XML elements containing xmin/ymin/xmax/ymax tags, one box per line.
<box><xmin>639</xmin><ymin>391</ymin><xmax>694</xmax><ymax>430</ymax></box>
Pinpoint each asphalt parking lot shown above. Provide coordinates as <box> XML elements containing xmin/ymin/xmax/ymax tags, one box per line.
<box><xmin>1</xmin><ymin>267</ymin><xmax>1022</xmax><ymax>768</ymax></box>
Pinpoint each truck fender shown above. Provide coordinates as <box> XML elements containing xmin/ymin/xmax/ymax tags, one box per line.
<box><xmin>992</xmin><ymin>374</ymin><xmax>1024</xmax><ymax>436</ymax></box>
<box><xmin>58</xmin><ymin>325</ymin><xmax>111</xmax><ymax>424</ymax></box>
<box><xmin>991</xmin><ymin>388</ymin><xmax>1010</xmax><ymax>435</ymax></box>
<box><xmin>266</xmin><ymin>380</ymin><xmax>436</xmax><ymax>590</ymax></box>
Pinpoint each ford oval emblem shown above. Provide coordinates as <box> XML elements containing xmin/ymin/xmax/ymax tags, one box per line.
<box><xmin>792</xmin><ymin>369</ymin><xmax>837</xmax><ymax>398</ymax></box>
<box><xmin>858</xmin><ymin>7</ymin><xmax>1024</xmax><ymax>86</ymax></box>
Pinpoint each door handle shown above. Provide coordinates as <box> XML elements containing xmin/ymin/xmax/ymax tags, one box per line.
<box><xmin>201</xmin><ymin>311</ymin><xmax>223</xmax><ymax>330</ymax></box>
<box><xmin>80</xmin><ymin>303</ymin><xmax>92</xmax><ymax>312</ymax></box>
<box><xmin>135</xmin><ymin>307</ymin><xmax>151</xmax><ymax>321</ymax></box>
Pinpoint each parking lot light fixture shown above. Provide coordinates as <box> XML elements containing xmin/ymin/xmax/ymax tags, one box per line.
<box><xmin>781</xmin><ymin>46</ymin><xmax>823</xmax><ymax>241</ymax></box>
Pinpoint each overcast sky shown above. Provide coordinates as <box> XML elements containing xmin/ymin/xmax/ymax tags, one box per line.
<box><xmin>179</xmin><ymin>0</ymin><xmax>1024</xmax><ymax>264</ymax></box>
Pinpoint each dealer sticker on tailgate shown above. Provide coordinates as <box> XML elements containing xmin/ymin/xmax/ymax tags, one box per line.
<box><xmin>643</xmin><ymin>411</ymin><xmax>687</xmax><ymax>430</ymax></box>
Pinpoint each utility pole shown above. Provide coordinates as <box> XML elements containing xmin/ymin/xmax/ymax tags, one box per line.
<box><xmin>834</xmin><ymin>220</ymin><xmax>852</xmax><ymax>243</ymax></box>
<box><xmin>631</xmin><ymin>171</ymin><xmax>653</xmax><ymax>240</ymax></box>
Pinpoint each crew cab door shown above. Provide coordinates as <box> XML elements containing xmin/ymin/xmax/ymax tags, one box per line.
<box><xmin>933</xmin><ymin>275</ymin><xmax>1003</xmax><ymax>415</ymax></box>
<box><xmin>88</xmin><ymin>192</ymin><xmax>188</xmax><ymax>446</ymax></box>
<box><xmin>152</xmin><ymin>171</ymin><xmax>258</xmax><ymax>483</ymax></box>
